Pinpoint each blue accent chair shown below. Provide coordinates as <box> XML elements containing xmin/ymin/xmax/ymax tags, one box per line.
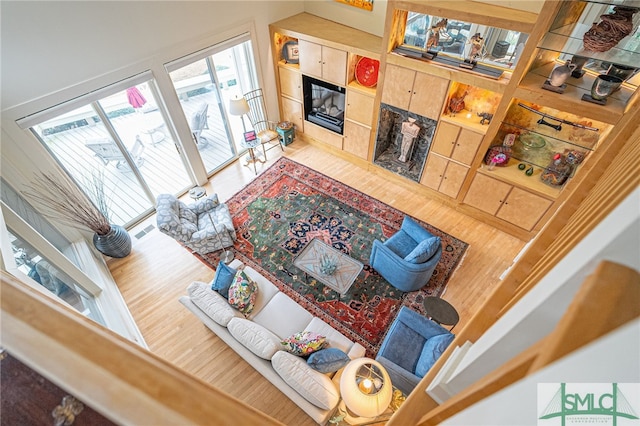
<box><xmin>369</xmin><ymin>216</ymin><xmax>442</xmax><ymax>292</ymax></box>
<box><xmin>376</xmin><ymin>307</ymin><xmax>454</xmax><ymax>396</ymax></box>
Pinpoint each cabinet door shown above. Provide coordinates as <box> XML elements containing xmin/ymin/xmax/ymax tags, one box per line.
<box><xmin>451</xmin><ymin>129</ymin><xmax>483</xmax><ymax>165</ymax></box>
<box><xmin>431</xmin><ymin>122</ymin><xmax>460</xmax><ymax>158</ymax></box>
<box><xmin>279</xmin><ymin>67</ymin><xmax>302</xmax><ymax>101</ymax></box>
<box><xmin>464</xmin><ymin>173</ymin><xmax>512</xmax><ymax>215</ymax></box>
<box><xmin>321</xmin><ymin>45</ymin><xmax>347</xmax><ymax>86</ymax></box>
<box><xmin>440</xmin><ymin>162</ymin><xmax>469</xmax><ymax>198</ymax></box>
<box><xmin>343</xmin><ymin>120</ymin><xmax>370</xmax><ymax>160</ymax></box>
<box><xmin>281</xmin><ymin>97</ymin><xmax>304</xmax><ymax>133</ymax></box>
<box><xmin>380</xmin><ymin>64</ymin><xmax>414</xmax><ymax>110</ymax></box>
<box><xmin>346</xmin><ymin>90</ymin><xmax>374</xmax><ymax>125</ymax></box>
<box><xmin>496</xmin><ymin>187</ymin><xmax>553</xmax><ymax>231</ymax></box>
<box><xmin>409</xmin><ymin>72</ymin><xmax>449</xmax><ymax>119</ymax></box>
<box><xmin>298</xmin><ymin>39</ymin><xmax>323</xmax><ymax>79</ymax></box>
<box><xmin>420</xmin><ymin>154</ymin><xmax>448</xmax><ymax>190</ymax></box>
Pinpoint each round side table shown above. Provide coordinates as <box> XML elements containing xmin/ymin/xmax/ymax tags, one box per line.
<box><xmin>188</xmin><ymin>186</ymin><xmax>207</xmax><ymax>201</ymax></box>
<box><xmin>240</xmin><ymin>138</ymin><xmax>265</xmax><ymax>175</ymax></box>
<box><xmin>423</xmin><ymin>297</ymin><xmax>459</xmax><ymax>331</ymax></box>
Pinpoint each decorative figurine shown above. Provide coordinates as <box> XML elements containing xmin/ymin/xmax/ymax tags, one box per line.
<box><xmin>448</xmin><ymin>90</ymin><xmax>468</xmax><ymax>116</ymax></box>
<box><xmin>398</xmin><ymin>117</ymin><xmax>420</xmax><ymax>163</ymax></box>
<box><xmin>426</xmin><ymin>18</ymin><xmax>448</xmax><ymax>50</ymax></box>
<box><xmin>477</xmin><ymin>112</ymin><xmax>493</xmax><ymax>125</ymax></box>
<box><xmin>461</xmin><ymin>32</ymin><xmax>484</xmax><ymax>69</ymax></box>
<box><xmin>543</xmin><ymin>59</ymin><xmax>577</xmax><ymax>93</ymax></box>
<box><xmin>541</xmin><ymin>153</ymin><xmax>572</xmax><ymax>186</ymax></box>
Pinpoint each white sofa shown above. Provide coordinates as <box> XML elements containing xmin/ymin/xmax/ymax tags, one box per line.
<box><xmin>179</xmin><ymin>259</ymin><xmax>366</xmax><ymax>425</ymax></box>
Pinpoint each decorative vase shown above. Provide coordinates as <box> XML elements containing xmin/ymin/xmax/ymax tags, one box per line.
<box><xmin>606</xmin><ymin>63</ymin><xmax>638</xmax><ymax>82</ymax></box>
<box><xmin>583</xmin><ymin>6</ymin><xmax>639</xmax><ymax>52</ymax></box>
<box><xmin>591</xmin><ymin>75</ymin><xmax>623</xmax><ymax>100</ymax></box>
<box><xmin>93</xmin><ymin>224</ymin><xmax>132</xmax><ymax>258</ymax></box>
<box><xmin>548</xmin><ymin>60</ymin><xmax>576</xmax><ymax>87</ymax></box>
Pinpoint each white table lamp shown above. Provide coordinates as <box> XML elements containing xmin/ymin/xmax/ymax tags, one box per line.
<box><xmin>229</xmin><ymin>97</ymin><xmax>250</xmax><ymax>132</ymax></box>
<box><xmin>340</xmin><ymin>358</ymin><xmax>393</xmax><ymax>421</ymax></box>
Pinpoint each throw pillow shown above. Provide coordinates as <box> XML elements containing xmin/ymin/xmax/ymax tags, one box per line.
<box><xmin>307</xmin><ymin>348</ymin><xmax>350</xmax><ymax>373</ymax></box>
<box><xmin>415</xmin><ymin>333</ymin><xmax>455</xmax><ymax>377</ymax></box>
<box><xmin>210</xmin><ymin>261</ymin><xmax>237</xmax><ymax>299</ymax></box>
<box><xmin>405</xmin><ymin>236</ymin><xmax>441</xmax><ymax>264</ymax></box>
<box><xmin>228</xmin><ymin>270</ymin><xmax>258</xmax><ymax>315</ymax></box>
<box><xmin>281</xmin><ymin>331</ymin><xmax>326</xmax><ymax>356</ymax></box>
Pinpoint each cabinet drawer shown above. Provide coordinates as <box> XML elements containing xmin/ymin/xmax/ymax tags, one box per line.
<box><xmin>304</xmin><ymin>121</ymin><xmax>343</xmax><ymax>149</ymax></box>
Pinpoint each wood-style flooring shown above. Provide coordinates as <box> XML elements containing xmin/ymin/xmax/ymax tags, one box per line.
<box><xmin>107</xmin><ymin>141</ymin><xmax>527</xmax><ymax>425</ymax></box>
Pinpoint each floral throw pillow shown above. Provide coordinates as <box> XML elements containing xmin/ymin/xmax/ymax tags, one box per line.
<box><xmin>228</xmin><ymin>270</ymin><xmax>258</xmax><ymax>315</ymax></box>
<box><xmin>281</xmin><ymin>331</ymin><xmax>326</xmax><ymax>356</ymax></box>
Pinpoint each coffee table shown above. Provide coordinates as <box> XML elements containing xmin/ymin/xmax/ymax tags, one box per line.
<box><xmin>293</xmin><ymin>238</ymin><xmax>363</xmax><ymax>296</ymax></box>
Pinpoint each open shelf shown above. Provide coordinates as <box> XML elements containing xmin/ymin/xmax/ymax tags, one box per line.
<box><xmin>478</xmin><ymin>159</ymin><xmax>562</xmax><ymax>199</ymax></box>
<box><xmin>539</xmin><ymin>23</ymin><xmax>640</xmax><ymax>69</ymax></box>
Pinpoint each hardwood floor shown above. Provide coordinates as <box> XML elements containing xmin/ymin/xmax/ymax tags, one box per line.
<box><xmin>107</xmin><ymin>140</ymin><xmax>526</xmax><ymax>425</ymax></box>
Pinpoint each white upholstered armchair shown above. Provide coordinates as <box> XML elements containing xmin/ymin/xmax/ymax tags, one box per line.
<box><xmin>156</xmin><ymin>193</ymin><xmax>236</xmax><ymax>255</ymax></box>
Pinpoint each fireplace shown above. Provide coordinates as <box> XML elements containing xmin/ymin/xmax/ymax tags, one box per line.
<box><xmin>373</xmin><ymin>103</ymin><xmax>437</xmax><ymax>183</ymax></box>
<box><xmin>302</xmin><ymin>75</ymin><xmax>346</xmax><ymax>135</ymax></box>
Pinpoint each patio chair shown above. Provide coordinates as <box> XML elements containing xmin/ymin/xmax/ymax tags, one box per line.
<box><xmin>86</xmin><ymin>137</ymin><xmax>145</xmax><ymax>170</ymax></box>
<box><xmin>244</xmin><ymin>88</ymin><xmax>283</xmax><ymax>159</ymax></box>
<box><xmin>190</xmin><ymin>102</ymin><xmax>209</xmax><ymax>150</ymax></box>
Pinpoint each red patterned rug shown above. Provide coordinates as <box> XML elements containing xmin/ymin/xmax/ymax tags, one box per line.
<box><xmin>196</xmin><ymin>158</ymin><xmax>468</xmax><ymax>356</ymax></box>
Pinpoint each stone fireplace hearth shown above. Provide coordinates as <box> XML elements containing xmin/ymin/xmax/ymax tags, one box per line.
<box><xmin>373</xmin><ymin>103</ymin><xmax>437</xmax><ymax>182</ymax></box>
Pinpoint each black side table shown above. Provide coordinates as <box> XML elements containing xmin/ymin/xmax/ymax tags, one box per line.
<box><xmin>423</xmin><ymin>297</ymin><xmax>460</xmax><ymax>331</ymax></box>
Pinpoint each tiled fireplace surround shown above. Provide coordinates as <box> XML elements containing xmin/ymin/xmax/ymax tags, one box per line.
<box><xmin>373</xmin><ymin>103</ymin><xmax>437</xmax><ymax>183</ymax></box>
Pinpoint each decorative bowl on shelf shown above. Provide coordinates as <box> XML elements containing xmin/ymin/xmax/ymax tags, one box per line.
<box><xmin>355</xmin><ymin>57</ymin><xmax>380</xmax><ymax>87</ymax></box>
<box><xmin>519</xmin><ymin>133</ymin><xmax>546</xmax><ymax>150</ymax></box>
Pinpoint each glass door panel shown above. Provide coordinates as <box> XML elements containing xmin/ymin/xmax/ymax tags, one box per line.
<box><xmin>8</xmin><ymin>230</ymin><xmax>104</xmax><ymax>324</ymax></box>
<box><xmin>32</xmin><ymin>107</ymin><xmax>150</xmax><ymax>226</ymax></box>
<box><xmin>97</xmin><ymin>82</ymin><xmax>192</xmax><ymax>197</ymax></box>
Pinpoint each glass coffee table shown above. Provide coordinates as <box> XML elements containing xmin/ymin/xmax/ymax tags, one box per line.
<box><xmin>293</xmin><ymin>238</ymin><xmax>363</xmax><ymax>296</ymax></box>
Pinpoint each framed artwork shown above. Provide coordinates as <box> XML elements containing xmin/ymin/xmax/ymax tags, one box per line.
<box><xmin>334</xmin><ymin>0</ymin><xmax>373</xmax><ymax>11</ymax></box>
<box><xmin>282</xmin><ymin>41</ymin><xmax>299</xmax><ymax>64</ymax></box>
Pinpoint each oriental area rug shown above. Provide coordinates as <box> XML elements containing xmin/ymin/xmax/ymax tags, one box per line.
<box><xmin>195</xmin><ymin>158</ymin><xmax>468</xmax><ymax>356</ymax></box>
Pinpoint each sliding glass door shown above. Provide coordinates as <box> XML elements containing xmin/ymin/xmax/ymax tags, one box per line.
<box><xmin>167</xmin><ymin>35</ymin><xmax>259</xmax><ymax>174</ymax></box>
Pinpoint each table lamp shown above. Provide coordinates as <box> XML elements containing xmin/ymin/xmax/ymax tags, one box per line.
<box><xmin>340</xmin><ymin>358</ymin><xmax>393</xmax><ymax>422</ymax></box>
<box><xmin>228</xmin><ymin>97</ymin><xmax>250</xmax><ymax>133</ymax></box>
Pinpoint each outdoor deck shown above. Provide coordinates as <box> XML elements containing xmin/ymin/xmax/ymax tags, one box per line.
<box><xmin>38</xmin><ymin>91</ymin><xmax>241</xmax><ymax>226</ymax></box>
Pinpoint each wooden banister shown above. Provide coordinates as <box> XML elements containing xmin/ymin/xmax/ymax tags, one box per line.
<box><xmin>1</xmin><ymin>271</ymin><xmax>282</xmax><ymax>426</ymax></box>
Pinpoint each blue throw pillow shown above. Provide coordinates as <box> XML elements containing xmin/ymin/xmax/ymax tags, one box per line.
<box><xmin>307</xmin><ymin>348</ymin><xmax>350</xmax><ymax>373</ymax></box>
<box><xmin>415</xmin><ymin>333</ymin><xmax>454</xmax><ymax>377</ymax></box>
<box><xmin>405</xmin><ymin>236</ymin><xmax>441</xmax><ymax>264</ymax></box>
<box><xmin>210</xmin><ymin>262</ymin><xmax>237</xmax><ymax>299</ymax></box>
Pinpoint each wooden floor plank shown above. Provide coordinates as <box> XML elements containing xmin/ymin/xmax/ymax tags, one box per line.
<box><xmin>108</xmin><ymin>141</ymin><xmax>526</xmax><ymax>425</ymax></box>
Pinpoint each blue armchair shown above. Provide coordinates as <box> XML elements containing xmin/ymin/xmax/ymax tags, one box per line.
<box><xmin>369</xmin><ymin>216</ymin><xmax>442</xmax><ymax>292</ymax></box>
<box><xmin>376</xmin><ymin>307</ymin><xmax>454</xmax><ymax>395</ymax></box>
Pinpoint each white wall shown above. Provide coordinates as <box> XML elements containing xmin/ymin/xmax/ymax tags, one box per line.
<box><xmin>304</xmin><ymin>0</ymin><xmax>388</xmax><ymax>37</ymax></box>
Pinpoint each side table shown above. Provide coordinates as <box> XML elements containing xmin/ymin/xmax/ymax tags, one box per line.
<box><xmin>423</xmin><ymin>297</ymin><xmax>460</xmax><ymax>331</ymax></box>
<box><xmin>188</xmin><ymin>186</ymin><xmax>207</xmax><ymax>201</ymax></box>
<box><xmin>240</xmin><ymin>137</ymin><xmax>265</xmax><ymax>175</ymax></box>
<box><xmin>276</xmin><ymin>121</ymin><xmax>295</xmax><ymax>146</ymax></box>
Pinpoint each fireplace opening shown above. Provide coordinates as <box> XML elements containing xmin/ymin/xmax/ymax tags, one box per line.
<box><xmin>302</xmin><ymin>75</ymin><xmax>345</xmax><ymax>135</ymax></box>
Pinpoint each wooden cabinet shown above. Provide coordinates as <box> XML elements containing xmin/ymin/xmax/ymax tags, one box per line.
<box><xmin>343</xmin><ymin>120</ymin><xmax>370</xmax><ymax>160</ymax></box>
<box><xmin>298</xmin><ymin>39</ymin><xmax>347</xmax><ymax>86</ymax></box>
<box><xmin>381</xmin><ymin>64</ymin><xmax>449</xmax><ymax>120</ymax></box>
<box><xmin>345</xmin><ymin>90</ymin><xmax>374</xmax><ymax>125</ymax></box>
<box><xmin>281</xmin><ymin>96</ymin><xmax>304</xmax><ymax>133</ymax></box>
<box><xmin>420</xmin><ymin>155</ymin><xmax>468</xmax><ymax>198</ymax></box>
<box><xmin>279</xmin><ymin>66</ymin><xmax>302</xmax><ymax>101</ymax></box>
<box><xmin>464</xmin><ymin>173</ymin><xmax>553</xmax><ymax>231</ymax></box>
<box><xmin>430</xmin><ymin>121</ymin><xmax>483</xmax><ymax>166</ymax></box>
<box><xmin>304</xmin><ymin>121</ymin><xmax>343</xmax><ymax>150</ymax></box>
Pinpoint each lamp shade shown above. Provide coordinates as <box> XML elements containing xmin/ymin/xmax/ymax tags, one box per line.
<box><xmin>229</xmin><ymin>97</ymin><xmax>250</xmax><ymax>116</ymax></box>
<box><xmin>340</xmin><ymin>358</ymin><xmax>393</xmax><ymax>418</ymax></box>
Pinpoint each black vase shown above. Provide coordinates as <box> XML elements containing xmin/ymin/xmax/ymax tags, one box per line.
<box><xmin>93</xmin><ymin>224</ymin><xmax>131</xmax><ymax>258</ymax></box>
